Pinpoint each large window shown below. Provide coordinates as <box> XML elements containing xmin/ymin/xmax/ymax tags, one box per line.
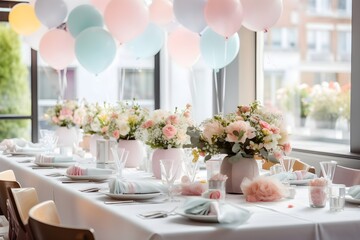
<box><xmin>259</xmin><ymin>0</ymin><xmax>352</xmax><ymax>151</ymax></box>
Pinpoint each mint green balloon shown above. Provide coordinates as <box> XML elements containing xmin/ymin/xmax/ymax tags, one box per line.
<box><xmin>125</xmin><ymin>23</ymin><xmax>165</xmax><ymax>59</ymax></box>
<box><xmin>200</xmin><ymin>28</ymin><xmax>240</xmax><ymax>69</ymax></box>
<box><xmin>75</xmin><ymin>27</ymin><xmax>116</xmax><ymax>75</ymax></box>
<box><xmin>68</xmin><ymin>4</ymin><xmax>104</xmax><ymax>37</ymax></box>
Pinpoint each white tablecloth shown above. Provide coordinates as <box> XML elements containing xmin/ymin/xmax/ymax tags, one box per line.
<box><xmin>1</xmin><ymin>154</ymin><xmax>360</xmax><ymax>240</ymax></box>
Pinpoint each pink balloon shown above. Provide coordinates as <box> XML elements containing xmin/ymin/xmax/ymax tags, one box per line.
<box><xmin>39</xmin><ymin>29</ymin><xmax>75</xmax><ymax>70</ymax></box>
<box><xmin>204</xmin><ymin>0</ymin><xmax>243</xmax><ymax>38</ymax></box>
<box><xmin>149</xmin><ymin>0</ymin><xmax>174</xmax><ymax>25</ymax></box>
<box><xmin>241</xmin><ymin>0</ymin><xmax>283</xmax><ymax>32</ymax></box>
<box><xmin>167</xmin><ymin>27</ymin><xmax>200</xmax><ymax>68</ymax></box>
<box><xmin>104</xmin><ymin>0</ymin><xmax>149</xmax><ymax>44</ymax></box>
<box><xmin>91</xmin><ymin>0</ymin><xmax>111</xmax><ymax>13</ymax></box>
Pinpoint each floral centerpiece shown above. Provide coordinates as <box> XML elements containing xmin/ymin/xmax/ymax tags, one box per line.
<box><xmin>44</xmin><ymin>99</ymin><xmax>82</xmax><ymax>149</ymax></box>
<box><xmin>136</xmin><ymin>104</ymin><xmax>194</xmax><ymax>178</ymax></box>
<box><xmin>187</xmin><ymin>101</ymin><xmax>291</xmax><ymax>193</ymax></box>
<box><xmin>188</xmin><ymin>101</ymin><xmax>291</xmax><ymax>162</ymax></box>
<box><xmin>106</xmin><ymin>101</ymin><xmax>149</xmax><ymax>141</ymax></box>
<box><xmin>81</xmin><ymin>102</ymin><xmax>113</xmax><ymax>137</ymax></box>
<box><xmin>45</xmin><ymin>99</ymin><xmax>82</xmax><ymax>128</ymax></box>
<box><xmin>136</xmin><ymin>104</ymin><xmax>194</xmax><ymax>149</ymax></box>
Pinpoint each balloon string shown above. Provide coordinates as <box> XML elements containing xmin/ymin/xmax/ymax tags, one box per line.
<box><xmin>57</xmin><ymin>70</ymin><xmax>62</xmax><ymax>101</ymax></box>
<box><xmin>221</xmin><ymin>40</ymin><xmax>228</xmax><ymax>116</ymax></box>
<box><xmin>120</xmin><ymin>68</ymin><xmax>125</xmax><ymax>100</ymax></box>
<box><xmin>189</xmin><ymin>67</ymin><xmax>198</xmax><ymax>112</ymax></box>
<box><xmin>213</xmin><ymin>69</ymin><xmax>220</xmax><ymax>114</ymax></box>
<box><xmin>63</xmin><ymin>68</ymin><xmax>68</xmax><ymax>97</ymax></box>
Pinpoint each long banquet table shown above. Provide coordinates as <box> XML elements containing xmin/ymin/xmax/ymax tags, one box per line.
<box><xmin>1</xmin><ymin>154</ymin><xmax>360</xmax><ymax>240</ymax></box>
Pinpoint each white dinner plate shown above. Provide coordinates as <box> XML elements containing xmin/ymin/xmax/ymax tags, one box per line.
<box><xmin>65</xmin><ymin>174</ymin><xmax>113</xmax><ymax>181</ymax></box>
<box><xmin>287</xmin><ymin>179</ymin><xmax>311</xmax><ymax>185</ymax></box>
<box><xmin>176</xmin><ymin>210</ymin><xmax>218</xmax><ymax>223</ymax></box>
<box><xmin>99</xmin><ymin>190</ymin><xmax>162</xmax><ymax>200</ymax></box>
<box><xmin>34</xmin><ymin>161</ymin><xmax>76</xmax><ymax>168</ymax></box>
<box><xmin>345</xmin><ymin>195</ymin><xmax>360</xmax><ymax>204</ymax></box>
<box><xmin>9</xmin><ymin>151</ymin><xmax>43</xmax><ymax>156</ymax></box>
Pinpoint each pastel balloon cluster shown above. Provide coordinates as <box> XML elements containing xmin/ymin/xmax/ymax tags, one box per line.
<box><xmin>8</xmin><ymin>0</ymin><xmax>283</xmax><ymax>73</ymax></box>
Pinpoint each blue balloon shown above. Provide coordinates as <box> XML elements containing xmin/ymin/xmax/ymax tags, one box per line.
<box><xmin>67</xmin><ymin>4</ymin><xmax>104</xmax><ymax>37</ymax></box>
<box><xmin>75</xmin><ymin>27</ymin><xmax>117</xmax><ymax>75</ymax></box>
<box><xmin>125</xmin><ymin>23</ymin><xmax>165</xmax><ymax>59</ymax></box>
<box><xmin>200</xmin><ymin>28</ymin><xmax>240</xmax><ymax>69</ymax></box>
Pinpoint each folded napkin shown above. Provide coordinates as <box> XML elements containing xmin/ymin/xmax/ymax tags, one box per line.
<box><xmin>66</xmin><ymin>165</ymin><xmax>113</xmax><ymax>176</ymax></box>
<box><xmin>35</xmin><ymin>154</ymin><xmax>74</xmax><ymax>163</ymax></box>
<box><xmin>270</xmin><ymin>170</ymin><xmax>317</xmax><ymax>181</ymax></box>
<box><xmin>109</xmin><ymin>178</ymin><xmax>166</xmax><ymax>194</ymax></box>
<box><xmin>180</xmin><ymin>197</ymin><xmax>251</xmax><ymax>224</ymax></box>
<box><xmin>1</xmin><ymin>138</ymin><xmax>47</xmax><ymax>153</ymax></box>
<box><xmin>348</xmin><ymin>185</ymin><xmax>360</xmax><ymax>199</ymax></box>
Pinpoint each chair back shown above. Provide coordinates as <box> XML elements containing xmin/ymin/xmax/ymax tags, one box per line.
<box><xmin>332</xmin><ymin>165</ymin><xmax>360</xmax><ymax>187</ymax></box>
<box><xmin>0</xmin><ymin>180</ymin><xmax>20</xmax><ymax>219</ymax></box>
<box><xmin>262</xmin><ymin>158</ymin><xmax>315</xmax><ymax>174</ymax></box>
<box><xmin>0</xmin><ymin>170</ymin><xmax>16</xmax><ymax>216</ymax></box>
<box><xmin>29</xmin><ymin>201</ymin><xmax>95</xmax><ymax>240</ymax></box>
<box><xmin>9</xmin><ymin>188</ymin><xmax>39</xmax><ymax>225</ymax></box>
<box><xmin>0</xmin><ymin>170</ymin><xmax>16</xmax><ymax>181</ymax></box>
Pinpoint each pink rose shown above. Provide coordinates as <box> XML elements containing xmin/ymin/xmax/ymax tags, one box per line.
<box><xmin>60</xmin><ymin>107</ymin><xmax>73</xmax><ymax>117</ymax></box>
<box><xmin>283</xmin><ymin>143</ymin><xmax>292</xmax><ymax>154</ymax></box>
<box><xmin>186</xmin><ymin>103</ymin><xmax>192</xmax><ymax>109</ymax></box>
<box><xmin>239</xmin><ymin>106</ymin><xmax>250</xmax><ymax>113</ymax></box>
<box><xmin>259</xmin><ymin>120</ymin><xmax>271</xmax><ymax>130</ymax></box>
<box><xmin>52</xmin><ymin>116</ymin><xmax>59</xmax><ymax>124</ymax></box>
<box><xmin>162</xmin><ymin>124</ymin><xmax>177</xmax><ymax>139</ymax></box>
<box><xmin>225</xmin><ymin>121</ymin><xmax>252</xmax><ymax>143</ymax></box>
<box><xmin>113</xmin><ymin>130</ymin><xmax>120</xmax><ymax>139</ymax></box>
<box><xmin>203</xmin><ymin>121</ymin><xmax>224</xmax><ymax>144</ymax></box>
<box><xmin>183</xmin><ymin>110</ymin><xmax>191</xmax><ymax>118</ymax></box>
<box><xmin>101</xmin><ymin>126</ymin><xmax>108</xmax><ymax>134</ymax></box>
<box><xmin>166</xmin><ymin>115</ymin><xmax>179</xmax><ymax>125</ymax></box>
<box><xmin>241</xmin><ymin>176</ymin><xmax>286</xmax><ymax>202</ymax></box>
<box><xmin>209</xmin><ymin>190</ymin><xmax>221</xmax><ymax>199</ymax></box>
<box><xmin>142</xmin><ymin>120</ymin><xmax>154</xmax><ymax>129</ymax></box>
<box><xmin>271</xmin><ymin>126</ymin><xmax>280</xmax><ymax>134</ymax></box>
<box><xmin>273</xmin><ymin>151</ymin><xmax>283</xmax><ymax>160</ymax></box>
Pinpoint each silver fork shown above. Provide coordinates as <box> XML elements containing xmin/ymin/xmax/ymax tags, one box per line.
<box><xmin>138</xmin><ymin>206</ymin><xmax>178</xmax><ymax>219</ymax></box>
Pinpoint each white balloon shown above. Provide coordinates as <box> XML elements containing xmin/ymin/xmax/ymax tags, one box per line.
<box><xmin>23</xmin><ymin>25</ymin><xmax>48</xmax><ymax>51</ymax></box>
<box><xmin>64</xmin><ymin>0</ymin><xmax>91</xmax><ymax>13</ymax></box>
<box><xmin>173</xmin><ymin>0</ymin><xmax>207</xmax><ymax>33</ymax></box>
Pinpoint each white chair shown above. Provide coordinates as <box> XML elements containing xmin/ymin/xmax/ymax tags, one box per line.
<box><xmin>332</xmin><ymin>165</ymin><xmax>360</xmax><ymax>187</ymax></box>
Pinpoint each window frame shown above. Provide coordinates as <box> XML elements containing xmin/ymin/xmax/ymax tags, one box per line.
<box><xmin>251</xmin><ymin>0</ymin><xmax>360</xmax><ymax>158</ymax></box>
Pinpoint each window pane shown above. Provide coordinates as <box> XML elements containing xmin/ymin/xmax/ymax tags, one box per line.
<box><xmin>38</xmin><ymin>48</ymin><xmax>155</xmax><ymax>130</ymax></box>
<box><xmin>0</xmin><ymin>23</ymin><xmax>31</xmax><ymax>116</ymax></box>
<box><xmin>0</xmin><ymin>119</ymin><xmax>31</xmax><ymax>141</ymax></box>
<box><xmin>260</xmin><ymin>0</ymin><xmax>351</xmax><ymax>146</ymax></box>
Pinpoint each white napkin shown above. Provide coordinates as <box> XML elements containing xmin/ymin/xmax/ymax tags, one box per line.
<box><xmin>35</xmin><ymin>154</ymin><xmax>74</xmax><ymax>163</ymax></box>
<box><xmin>109</xmin><ymin>178</ymin><xmax>166</xmax><ymax>194</ymax></box>
<box><xmin>270</xmin><ymin>171</ymin><xmax>317</xmax><ymax>181</ymax></box>
<box><xmin>66</xmin><ymin>165</ymin><xmax>113</xmax><ymax>176</ymax></box>
<box><xmin>1</xmin><ymin>138</ymin><xmax>47</xmax><ymax>153</ymax></box>
<box><xmin>180</xmin><ymin>197</ymin><xmax>252</xmax><ymax>224</ymax></box>
<box><xmin>348</xmin><ymin>185</ymin><xmax>360</xmax><ymax>199</ymax></box>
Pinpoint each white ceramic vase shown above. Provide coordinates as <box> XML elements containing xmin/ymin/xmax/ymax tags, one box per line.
<box><xmin>55</xmin><ymin>127</ymin><xmax>79</xmax><ymax>148</ymax></box>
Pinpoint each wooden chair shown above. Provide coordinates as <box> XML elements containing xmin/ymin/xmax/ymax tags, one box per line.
<box><xmin>0</xmin><ymin>170</ymin><xmax>16</xmax><ymax>217</ymax></box>
<box><xmin>7</xmin><ymin>188</ymin><xmax>38</xmax><ymax>240</ymax></box>
<box><xmin>262</xmin><ymin>158</ymin><xmax>316</xmax><ymax>174</ymax></box>
<box><xmin>332</xmin><ymin>165</ymin><xmax>360</xmax><ymax>187</ymax></box>
<box><xmin>0</xmin><ymin>180</ymin><xmax>21</xmax><ymax>240</ymax></box>
<box><xmin>28</xmin><ymin>200</ymin><xmax>95</xmax><ymax>240</ymax></box>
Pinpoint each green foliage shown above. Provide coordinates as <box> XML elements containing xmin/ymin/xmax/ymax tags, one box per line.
<box><xmin>0</xmin><ymin>24</ymin><xmax>30</xmax><ymax>140</ymax></box>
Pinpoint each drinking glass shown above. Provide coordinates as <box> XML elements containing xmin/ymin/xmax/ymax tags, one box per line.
<box><xmin>182</xmin><ymin>148</ymin><xmax>199</xmax><ymax>182</ymax></box>
<box><xmin>279</xmin><ymin>156</ymin><xmax>296</xmax><ymax>172</ymax></box>
<box><xmin>39</xmin><ymin>130</ymin><xmax>58</xmax><ymax>153</ymax></box>
<box><xmin>111</xmin><ymin>146</ymin><xmax>129</xmax><ymax>179</ymax></box>
<box><xmin>308</xmin><ymin>185</ymin><xmax>327</xmax><ymax>208</ymax></box>
<box><xmin>320</xmin><ymin>161</ymin><xmax>337</xmax><ymax>184</ymax></box>
<box><xmin>160</xmin><ymin>158</ymin><xmax>180</xmax><ymax>201</ymax></box>
<box><xmin>329</xmin><ymin>184</ymin><xmax>346</xmax><ymax>212</ymax></box>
